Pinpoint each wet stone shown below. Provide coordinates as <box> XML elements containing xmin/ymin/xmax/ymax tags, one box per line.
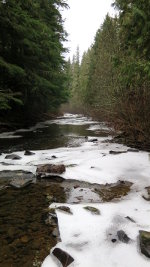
<box><xmin>24</xmin><ymin>150</ymin><xmax>35</xmax><ymax>156</ymax></box>
<box><xmin>5</xmin><ymin>154</ymin><xmax>22</xmax><ymax>160</ymax></box>
<box><xmin>139</xmin><ymin>230</ymin><xmax>150</xmax><ymax>258</ymax></box>
<box><xmin>88</xmin><ymin>138</ymin><xmax>98</xmax><ymax>142</ymax></box>
<box><xmin>52</xmin><ymin>248</ymin><xmax>74</xmax><ymax>267</ymax></box>
<box><xmin>36</xmin><ymin>164</ymin><xmax>66</xmax><ymax>178</ymax></box>
<box><xmin>117</xmin><ymin>230</ymin><xmax>130</xmax><ymax>243</ymax></box>
<box><xmin>52</xmin><ymin>155</ymin><xmax>57</xmax><ymax>159</ymax></box>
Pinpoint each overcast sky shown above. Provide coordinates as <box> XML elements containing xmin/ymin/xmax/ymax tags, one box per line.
<box><xmin>62</xmin><ymin>0</ymin><xmax>115</xmax><ymax>59</ymax></box>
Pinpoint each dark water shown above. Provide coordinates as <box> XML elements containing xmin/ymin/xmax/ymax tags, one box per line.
<box><xmin>0</xmin><ymin>123</ymin><xmax>107</xmax><ymax>153</ymax></box>
<box><xmin>0</xmin><ymin>118</ymin><xmax>111</xmax><ymax>267</ymax></box>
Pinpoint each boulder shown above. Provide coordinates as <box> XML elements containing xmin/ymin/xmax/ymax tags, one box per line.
<box><xmin>52</xmin><ymin>248</ymin><xmax>74</xmax><ymax>267</ymax></box>
<box><xmin>5</xmin><ymin>154</ymin><xmax>21</xmax><ymax>160</ymax></box>
<box><xmin>139</xmin><ymin>230</ymin><xmax>150</xmax><ymax>258</ymax></box>
<box><xmin>36</xmin><ymin>164</ymin><xmax>66</xmax><ymax>178</ymax></box>
<box><xmin>24</xmin><ymin>150</ymin><xmax>35</xmax><ymax>156</ymax></box>
<box><xmin>117</xmin><ymin>230</ymin><xmax>130</xmax><ymax>243</ymax></box>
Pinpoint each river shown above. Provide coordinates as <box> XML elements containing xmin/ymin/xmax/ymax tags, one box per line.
<box><xmin>0</xmin><ymin>113</ymin><xmax>150</xmax><ymax>267</ymax></box>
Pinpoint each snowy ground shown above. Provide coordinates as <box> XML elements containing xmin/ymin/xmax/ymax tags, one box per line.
<box><xmin>0</xmin><ymin>113</ymin><xmax>150</xmax><ymax>267</ymax></box>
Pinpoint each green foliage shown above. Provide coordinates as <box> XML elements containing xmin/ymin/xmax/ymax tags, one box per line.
<box><xmin>68</xmin><ymin>1</ymin><xmax>150</xmax><ymax>145</ymax></box>
<box><xmin>0</xmin><ymin>0</ymin><xmax>68</xmax><ymax>119</ymax></box>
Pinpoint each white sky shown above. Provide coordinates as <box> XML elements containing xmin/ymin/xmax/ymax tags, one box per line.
<box><xmin>62</xmin><ymin>0</ymin><xmax>115</xmax><ymax>59</ymax></box>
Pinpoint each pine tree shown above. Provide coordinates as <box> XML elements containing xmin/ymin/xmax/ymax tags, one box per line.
<box><xmin>0</xmin><ymin>0</ymin><xmax>68</xmax><ymax>121</ymax></box>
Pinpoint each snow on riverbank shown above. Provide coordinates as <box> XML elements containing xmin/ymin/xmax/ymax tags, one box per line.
<box><xmin>0</xmin><ymin>113</ymin><xmax>150</xmax><ymax>267</ymax></box>
<box><xmin>0</xmin><ymin>135</ymin><xmax>150</xmax><ymax>191</ymax></box>
<box><xmin>42</xmin><ymin>196</ymin><xmax>150</xmax><ymax>267</ymax></box>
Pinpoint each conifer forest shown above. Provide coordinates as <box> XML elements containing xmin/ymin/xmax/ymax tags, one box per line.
<box><xmin>1</xmin><ymin>1</ymin><xmax>150</xmax><ymax>267</ymax></box>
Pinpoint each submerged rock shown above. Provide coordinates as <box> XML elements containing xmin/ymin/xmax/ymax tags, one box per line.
<box><xmin>57</xmin><ymin>206</ymin><xmax>73</xmax><ymax>214</ymax></box>
<box><xmin>36</xmin><ymin>164</ymin><xmax>66</xmax><ymax>178</ymax></box>
<box><xmin>139</xmin><ymin>230</ymin><xmax>150</xmax><ymax>258</ymax></box>
<box><xmin>24</xmin><ymin>150</ymin><xmax>35</xmax><ymax>156</ymax></box>
<box><xmin>10</xmin><ymin>178</ymin><xmax>34</xmax><ymax>189</ymax></box>
<box><xmin>95</xmin><ymin>181</ymin><xmax>132</xmax><ymax>202</ymax></box>
<box><xmin>5</xmin><ymin>154</ymin><xmax>21</xmax><ymax>160</ymax></box>
<box><xmin>52</xmin><ymin>228</ymin><xmax>59</xmax><ymax>238</ymax></box>
<box><xmin>84</xmin><ymin>206</ymin><xmax>100</xmax><ymax>215</ymax></box>
<box><xmin>117</xmin><ymin>230</ymin><xmax>130</xmax><ymax>243</ymax></box>
<box><xmin>52</xmin><ymin>248</ymin><xmax>74</xmax><ymax>267</ymax></box>
<box><xmin>0</xmin><ymin>170</ymin><xmax>35</xmax><ymax>180</ymax></box>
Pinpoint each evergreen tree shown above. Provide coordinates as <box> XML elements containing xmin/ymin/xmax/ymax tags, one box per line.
<box><xmin>0</xmin><ymin>0</ymin><xmax>68</xmax><ymax>121</ymax></box>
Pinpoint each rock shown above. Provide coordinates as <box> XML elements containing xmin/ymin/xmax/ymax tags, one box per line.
<box><xmin>111</xmin><ymin>239</ymin><xmax>117</xmax><ymax>243</ymax></box>
<box><xmin>5</xmin><ymin>154</ymin><xmax>21</xmax><ymax>160</ymax></box>
<box><xmin>88</xmin><ymin>138</ymin><xmax>98</xmax><ymax>142</ymax></box>
<box><xmin>125</xmin><ymin>216</ymin><xmax>136</xmax><ymax>223</ymax></box>
<box><xmin>109</xmin><ymin>150</ymin><xmax>127</xmax><ymax>155</ymax></box>
<box><xmin>95</xmin><ymin>181</ymin><xmax>132</xmax><ymax>202</ymax></box>
<box><xmin>84</xmin><ymin>206</ymin><xmax>100</xmax><ymax>215</ymax></box>
<box><xmin>36</xmin><ymin>164</ymin><xmax>66</xmax><ymax>178</ymax></box>
<box><xmin>52</xmin><ymin>248</ymin><xmax>74</xmax><ymax>267</ymax></box>
<box><xmin>0</xmin><ymin>170</ymin><xmax>35</xmax><ymax>180</ymax></box>
<box><xmin>10</xmin><ymin>178</ymin><xmax>34</xmax><ymax>188</ymax></box>
<box><xmin>127</xmin><ymin>148</ymin><xmax>139</xmax><ymax>152</ymax></box>
<box><xmin>142</xmin><ymin>186</ymin><xmax>150</xmax><ymax>201</ymax></box>
<box><xmin>52</xmin><ymin>155</ymin><xmax>57</xmax><ymax>159</ymax></box>
<box><xmin>20</xmin><ymin>235</ymin><xmax>29</xmax><ymax>244</ymax></box>
<box><xmin>52</xmin><ymin>228</ymin><xmax>59</xmax><ymax>238</ymax></box>
<box><xmin>45</xmin><ymin>213</ymin><xmax>58</xmax><ymax>226</ymax></box>
<box><xmin>74</xmin><ymin>185</ymin><xmax>80</xmax><ymax>189</ymax></box>
<box><xmin>139</xmin><ymin>230</ymin><xmax>150</xmax><ymax>258</ymax></box>
<box><xmin>117</xmin><ymin>230</ymin><xmax>130</xmax><ymax>243</ymax></box>
<box><xmin>39</xmin><ymin>175</ymin><xmax>65</xmax><ymax>182</ymax></box>
<box><xmin>24</xmin><ymin>150</ymin><xmax>35</xmax><ymax>156</ymax></box>
<box><xmin>57</xmin><ymin>206</ymin><xmax>73</xmax><ymax>214</ymax></box>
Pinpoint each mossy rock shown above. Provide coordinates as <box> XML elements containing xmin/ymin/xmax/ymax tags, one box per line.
<box><xmin>57</xmin><ymin>206</ymin><xmax>73</xmax><ymax>214</ymax></box>
<box><xmin>84</xmin><ymin>206</ymin><xmax>100</xmax><ymax>215</ymax></box>
<box><xmin>139</xmin><ymin>230</ymin><xmax>150</xmax><ymax>258</ymax></box>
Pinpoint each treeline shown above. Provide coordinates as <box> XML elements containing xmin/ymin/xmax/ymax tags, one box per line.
<box><xmin>0</xmin><ymin>0</ymin><xmax>68</xmax><ymax>125</ymax></box>
<box><xmin>67</xmin><ymin>0</ymin><xmax>150</xmax><ymax>147</ymax></box>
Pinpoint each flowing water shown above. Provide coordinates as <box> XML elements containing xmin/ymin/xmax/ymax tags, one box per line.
<box><xmin>0</xmin><ymin>114</ymin><xmax>113</xmax><ymax>267</ymax></box>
